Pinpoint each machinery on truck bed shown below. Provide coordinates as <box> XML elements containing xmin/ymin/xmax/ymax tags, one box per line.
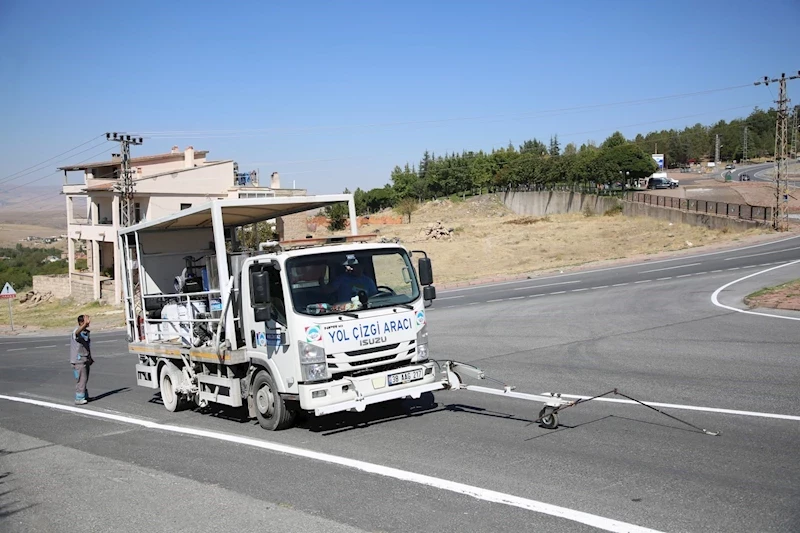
<box><xmin>120</xmin><ymin>195</ymin><xmax>572</xmax><ymax>431</ymax></box>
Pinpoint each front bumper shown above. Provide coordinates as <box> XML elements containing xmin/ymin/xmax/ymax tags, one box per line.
<box><xmin>298</xmin><ymin>361</ymin><xmax>444</xmax><ymax>416</ymax></box>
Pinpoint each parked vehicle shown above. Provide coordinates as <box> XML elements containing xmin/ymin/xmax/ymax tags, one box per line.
<box><xmin>739</xmin><ymin>173</ymin><xmax>750</xmax><ymax>181</ymax></box>
<box><xmin>647</xmin><ymin>177</ymin><xmax>671</xmax><ymax>189</ymax></box>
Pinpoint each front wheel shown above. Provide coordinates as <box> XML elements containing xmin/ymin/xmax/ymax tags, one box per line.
<box><xmin>252</xmin><ymin>370</ymin><xmax>295</xmax><ymax>431</ymax></box>
<box><xmin>538</xmin><ymin>406</ymin><xmax>559</xmax><ymax>429</ymax></box>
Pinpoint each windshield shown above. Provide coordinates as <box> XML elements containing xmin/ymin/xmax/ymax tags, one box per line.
<box><xmin>286</xmin><ymin>248</ymin><xmax>420</xmax><ymax>316</ymax></box>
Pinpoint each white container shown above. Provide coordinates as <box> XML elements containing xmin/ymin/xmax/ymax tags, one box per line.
<box><xmin>160</xmin><ymin>303</ymin><xmax>181</xmax><ymax>341</ymax></box>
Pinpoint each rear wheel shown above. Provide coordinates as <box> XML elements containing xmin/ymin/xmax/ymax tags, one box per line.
<box><xmin>252</xmin><ymin>370</ymin><xmax>295</xmax><ymax>430</ymax></box>
<box><xmin>538</xmin><ymin>406</ymin><xmax>559</xmax><ymax>429</ymax></box>
<box><xmin>160</xmin><ymin>364</ymin><xmax>187</xmax><ymax>412</ymax></box>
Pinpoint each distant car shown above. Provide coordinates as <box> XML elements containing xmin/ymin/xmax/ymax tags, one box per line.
<box><xmin>647</xmin><ymin>177</ymin><xmax>670</xmax><ymax>190</ymax></box>
<box><xmin>725</xmin><ymin>164</ymin><xmax>735</xmax><ymax>170</ymax></box>
<box><xmin>739</xmin><ymin>173</ymin><xmax>750</xmax><ymax>181</ymax></box>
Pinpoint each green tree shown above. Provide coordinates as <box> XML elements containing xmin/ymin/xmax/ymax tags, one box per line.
<box><xmin>563</xmin><ymin>142</ymin><xmax>577</xmax><ymax>156</ymax></box>
<box><xmin>549</xmin><ymin>135</ymin><xmax>560</xmax><ymax>157</ymax></box>
<box><xmin>601</xmin><ymin>131</ymin><xmax>627</xmax><ymax>149</ymax></box>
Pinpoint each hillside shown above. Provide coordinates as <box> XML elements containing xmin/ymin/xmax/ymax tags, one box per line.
<box><xmin>328</xmin><ymin>195</ymin><xmax>772</xmax><ymax>284</ymax></box>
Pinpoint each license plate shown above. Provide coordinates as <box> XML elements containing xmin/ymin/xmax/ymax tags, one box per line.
<box><xmin>387</xmin><ymin>369</ymin><xmax>424</xmax><ymax>386</ymax></box>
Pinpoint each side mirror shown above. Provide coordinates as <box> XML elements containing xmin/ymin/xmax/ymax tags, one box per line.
<box><xmin>423</xmin><ymin>285</ymin><xmax>436</xmax><ymax>301</ymax></box>
<box><xmin>418</xmin><ymin>257</ymin><xmax>433</xmax><ymax>286</ymax></box>
<box><xmin>251</xmin><ymin>270</ymin><xmax>271</xmax><ymax>305</ymax></box>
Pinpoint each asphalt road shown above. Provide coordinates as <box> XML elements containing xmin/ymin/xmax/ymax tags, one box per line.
<box><xmin>2</xmin><ymin>236</ymin><xmax>800</xmax><ymax>532</ymax></box>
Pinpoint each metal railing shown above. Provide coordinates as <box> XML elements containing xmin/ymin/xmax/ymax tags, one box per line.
<box><xmin>625</xmin><ymin>192</ymin><xmax>773</xmax><ymax>223</ymax></box>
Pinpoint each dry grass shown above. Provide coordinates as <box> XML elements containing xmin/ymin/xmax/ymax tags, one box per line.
<box><xmin>0</xmin><ymin>298</ymin><xmax>125</xmax><ymax>334</ymax></box>
<box><xmin>744</xmin><ymin>279</ymin><xmax>800</xmax><ymax>311</ymax></box>
<box><xmin>345</xmin><ymin>195</ymin><xmax>772</xmax><ymax>284</ymax></box>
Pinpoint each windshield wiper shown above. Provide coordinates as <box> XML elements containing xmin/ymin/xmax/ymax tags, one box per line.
<box><xmin>336</xmin><ymin>310</ymin><xmax>360</xmax><ymax>319</ymax></box>
<box><xmin>393</xmin><ymin>303</ymin><xmax>414</xmax><ymax>310</ymax></box>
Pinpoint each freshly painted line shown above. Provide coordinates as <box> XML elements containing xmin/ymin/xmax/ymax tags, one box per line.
<box><xmin>656</xmin><ymin>277</ymin><xmax>672</xmax><ymax>281</ymax></box>
<box><xmin>549</xmin><ymin>291</ymin><xmax>566</xmax><ymax>295</ymax></box>
<box><xmin>466</xmin><ymin>302</ymin><xmax>479</xmax><ymax>305</ymax></box>
<box><xmin>591</xmin><ymin>286</ymin><xmax>609</xmax><ymax>290</ymax></box>
<box><xmin>0</xmin><ymin>395</ymin><xmax>663</xmax><ymax>533</ymax></box>
<box><xmin>711</xmin><ymin>270</ymin><xmax>723</xmax><ymax>273</ymax></box>
<box><xmin>438</xmin><ymin>295</ymin><xmax>465</xmax><ymax>301</ymax></box>
<box><xmin>95</xmin><ymin>339</ymin><xmax>119</xmax><ymax>344</ymax></box>
<box><xmin>723</xmin><ymin>245</ymin><xmax>800</xmax><ymax>261</ymax></box>
<box><xmin>696</xmin><ymin>272</ymin><xmax>708</xmax><ymax>275</ymax></box>
<box><xmin>711</xmin><ymin>259</ymin><xmax>800</xmax><ymax>322</ymax></box>
<box><xmin>571</xmin><ymin>288</ymin><xmax>589</xmax><ymax>292</ymax></box>
<box><xmin>486</xmin><ymin>299</ymin><xmax>504</xmax><ymax>303</ymax></box>
<box><xmin>551</xmin><ymin>393</ymin><xmax>800</xmax><ymax>421</ymax></box>
<box><xmin>513</xmin><ymin>280</ymin><xmax>582</xmax><ymax>291</ymax></box>
<box><xmin>6</xmin><ymin>348</ymin><xmax>25</xmax><ymax>352</ymax></box>
<box><xmin>634</xmin><ymin>280</ymin><xmax>652</xmax><ymax>284</ymax></box>
<box><xmin>676</xmin><ymin>274</ymin><xmax>692</xmax><ymax>278</ymax></box>
<box><xmin>639</xmin><ymin>262</ymin><xmax>702</xmax><ymax>274</ymax></box>
<box><xmin>439</xmin><ymin>234</ymin><xmax>800</xmax><ymax>294</ymax></box>
<box><xmin>528</xmin><ymin>294</ymin><xmax>545</xmax><ymax>298</ymax></box>
<box><xmin>612</xmin><ymin>283</ymin><xmax>628</xmax><ymax>287</ymax></box>
<box><xmin>35</xmin><ymin>345</ymin><xmax>57</xmax><ymax>349</ymax></box>
<box><xmin>507</xmin><ymin>296</ymin><xmax>525</xmax><ymax>300</ymax></box>
<box><xmin>727</xmin><ymin>267</ymin><xmax>739</xmax><ymax>271</ymax></box>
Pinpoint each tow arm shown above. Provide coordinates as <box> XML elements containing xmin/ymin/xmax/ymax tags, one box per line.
<box><xmin>320</xmin><ymin>360</ymin><xmax>721</xmax><ymax>436</ymax></box>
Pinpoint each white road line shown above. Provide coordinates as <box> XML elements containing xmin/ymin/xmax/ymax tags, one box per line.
<box><xmin>590</xmin><ymin>286</ymin><xmax>609</xmax><ymax>290</ymax></box>
<box><xmin>528</xmin><ymin>294</ymin><xmax>545</xmax><ymax>298</ymax></box>
<box><xmin>512</xmin><ymin>280</ymin><xmax>582</xmax><ymax>291</ymax></box>
<box><xmin>438</xmin><ymin>295</ymin><xmax>465</xmax><ymax>301</ymax></box>
<box><xmin>94</xmin><ymin>340</ymin><xmax>118</xmax><ymax>344</ymax></box>
<box><xmin>507</xmin><ymin>296</ymin><xmax>524</xmax><ymax>300</ymax></box>
<box><xmin>0</xmin><ymin>394</ymin><xmax>663</xmax><ymax>533</ymax></box>
<box><xmin>711</xmin><ymin>259</ymin><xmax>800</xmax><ymax>322</ymax></box>
<box><xmin>571</xmin><ymin>288</ymin><xmax>589</xmax><ymax>292</ymax></box>
<box><xmin>696</xmin><ymin>272</ymin><xmax>708</xmax><ymax>275</ymax></box>
<box><xmin>439</xmin><ymin>234</ymin><xmax>800</xmax><ymax>294</ymax></box>
<box><xmin>727</xmin><ymin>267</ymin><xmax>739</xmax><ymax>271</ymax></box>
<box><xmin>549</xmin><ymin>291</ymin><xmax>566</xmax><ymax>295</ymax></box>
<box><xmin>486</xmin><ymin>299</ymin><xmax>504</xmax><ymax>303</ymax></box>
<box><xmin>656</xmin><ymin>277</ymin><xmax>672</xmax><ymax>281</ymax></box>
<box><xmin>466</xmin><ymin>302</ymin><xmax>479</xmax><ymax>305</ymax></box>
<box><xmin>711</xmin><ymin>270</ymin><xmax>723</xmax><ymax>273</ymax></box>
<box><xmin>634</xmin><ymin>280</ymin><xmax>652</xmax><ymax>284</ymax></box>
<box><xmin>6</xmin><ymin>348</ymin><xmax>25</xmax><ymax>352</ymax></box>
<box><xmin>723</xmin><ymin>245</ymin><xmax>800</xmax><ymax>261</ymax></box>
<box><xmin>612</xmin><ymin>283</ymin><xmax>628</xmax><ymax>287</ymax></box>
<box><xmin>551</xmin><ymin>393</ymin><xmax>800</xmax><ymax>422</ymax></box>
<box><xmin>676</xmin><ymin>274</ymin><xmax>692</xmax><ymax>278</ymax></box>
<box><xmin>35</xmin><ymin>345</ymin><xmax>57</xmax><ymax>349</ymax></box>
<box><xmin>639</xmin><ymin>262</ymin><xmax>702</xmax><ymax>274</ymax></box>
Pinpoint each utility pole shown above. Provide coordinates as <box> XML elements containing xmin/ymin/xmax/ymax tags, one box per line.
<box><xmin>755</xmin><ymin>72</ymin><xmax>800</xmax><ymax>231</ymax></box>
<box><xmin>792</xmin><ymin>106</ymin><xmax>799</xmax><ymax>160</ymax></box>
<box><xmin>715</xmin><ymin>134</ymin><xmax>721</xmax><ymax>166</ymax></box>
<box><xmin>106</xmin><ymin>132</ymin><xmax>143</xmax><ymax>227</ymax></box>
<box><xmin>743</xmin><ymin>126</ymin><xmax>748</xmax><ymax>163</ymax></box>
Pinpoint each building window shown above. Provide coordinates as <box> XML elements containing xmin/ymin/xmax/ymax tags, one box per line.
<box><xmin>134</xmin><ymin>203</ymin><xmax>141</xmax><ymax>223</ymax></box>
<box><xmin>180</xmin><ymin>203</ymin><xmax>192</xmax><ymax>210</ymax></box>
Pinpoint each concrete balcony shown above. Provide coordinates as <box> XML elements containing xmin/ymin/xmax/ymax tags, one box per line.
<box><xmin>68</xmin><ymin>223</ymin><xmax>117</xmax><ymax>243</ymax></box>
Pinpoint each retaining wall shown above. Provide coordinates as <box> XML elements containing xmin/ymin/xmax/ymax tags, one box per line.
<box><xmin>623</xmin><ymin>202</ymin><xmax>771</xmax><ymax>231</ymax></box>
<box><xmin>32</xmin><ymin>275</ymin><xmax>71</xmax><ymax>299</ymax></box>
<box><xmin>501</xmin><ymin>190</ymin><xmax>620</xmax><ymax>216</ymax></box>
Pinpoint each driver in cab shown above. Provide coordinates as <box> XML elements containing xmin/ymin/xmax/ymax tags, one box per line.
<box><xmin>321</xmin><ymin>255</ymin><xmax>378</xmax><ymax>304</ymax></box>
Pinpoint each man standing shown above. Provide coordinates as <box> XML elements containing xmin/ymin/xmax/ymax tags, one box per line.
<box><xmin>70</xmin><ymin>315</ymin><xmax>93</xmax><ymax>405</ymax></box>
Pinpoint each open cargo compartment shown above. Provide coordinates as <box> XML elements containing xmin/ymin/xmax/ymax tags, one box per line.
<box><xmin>119</xmin><ymin>195</ymin><xmax>358</xmax><ymax>358</ymax></box>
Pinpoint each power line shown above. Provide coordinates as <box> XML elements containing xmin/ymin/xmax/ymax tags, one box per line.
<box><xmin>2</xmin><ymin>145</ymin><xmax>115</xmax><ymax>195</ymax></box>
<box><xmin>134</xmin><ymin>84</ymin><xmax>755</xmax><ymax>139</ymax></box>
<box><xmin>0</xmin><ymin>139</ymin><xmax>110</xmax><ymax>187</ymax></box>
<box><xmin>0</xmin><ymin>135</ymin><xmax>106</xmax><ymax>184</ymax></box>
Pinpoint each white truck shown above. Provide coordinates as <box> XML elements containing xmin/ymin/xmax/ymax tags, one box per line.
<box><xmin>120</xmin><ymin>195</ymin><xmax>570</xmax><ymax>430</ymax></box>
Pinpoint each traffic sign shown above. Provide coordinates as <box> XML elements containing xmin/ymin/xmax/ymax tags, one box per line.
<box><xmin>0</xmin><ymin>282</ymin><xmax>16</xmax><ymax>299</ymax></box>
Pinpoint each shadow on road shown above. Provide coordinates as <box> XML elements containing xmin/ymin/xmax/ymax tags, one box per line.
<box><xmin>88</xmin><ymin>387</ymin><xmax>130</xmax><ymax>402</ymax></box>
<box><xmin>0</xmin><ymin>469</ymin><xmax>38</xmax><ymax>520</ymax></box>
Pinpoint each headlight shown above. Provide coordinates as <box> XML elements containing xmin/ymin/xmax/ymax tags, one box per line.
<box><xmin>415</xmin><ymin>325</ymin><xmax>429</xmax><ymax>361</ymax></box>
<box><xmin>301</xmin><ymin>362</ymin><xmax>327</xmax><ymax>382</ymax></box>
<box><xmin>298</xmin><ymin>340</ymin><xmax>326</xmax><ymax>364</ymax></box>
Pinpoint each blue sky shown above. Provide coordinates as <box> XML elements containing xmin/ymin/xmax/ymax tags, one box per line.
<box><xmin>0</xmin><ymin>0</ymin><xmax>796</xmax><ymax>198</ymax></box>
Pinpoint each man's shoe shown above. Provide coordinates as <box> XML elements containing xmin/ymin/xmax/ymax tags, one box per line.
<box><xmin>75</xmin><ymin>399</ymin><xmax>87</xmax><ymax>405</ymax></box>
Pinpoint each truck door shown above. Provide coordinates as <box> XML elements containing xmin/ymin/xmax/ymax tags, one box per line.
<box><xmin>246</xmin><ymin>264</ymin><xmax>289</xmax><ymax>356</ymax></box>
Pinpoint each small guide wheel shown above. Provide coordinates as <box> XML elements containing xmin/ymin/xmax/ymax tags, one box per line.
<box><xmin>538</xmin><ymin>405</ymin><xmax>559</xmax><ymax>429</ymax></box>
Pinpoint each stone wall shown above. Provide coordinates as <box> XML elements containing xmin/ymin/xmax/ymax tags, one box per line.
<box><xmin>32</xmin><ymin>275</ymin><xmax>71</xmax><ymax>299</ymax></box>
<box><xmin>70</xmin><ymin>279</ymin><xmax>94</xmax><ymax>303</ymax></box>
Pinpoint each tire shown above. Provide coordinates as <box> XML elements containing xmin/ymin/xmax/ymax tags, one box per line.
<box><xmin>538</xmin><ymin>406</ymin><xmax>559</xmax><ymax>429</ymax></box>
<box><xmin>252</xmin><ymin>370</ymin><xmax>295</xmax><ymax>430</ymax></box>
<box><xmin>160</xmin><ymin>364</ymin><xmax>187</xmax><ymax>413</ymax></box>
